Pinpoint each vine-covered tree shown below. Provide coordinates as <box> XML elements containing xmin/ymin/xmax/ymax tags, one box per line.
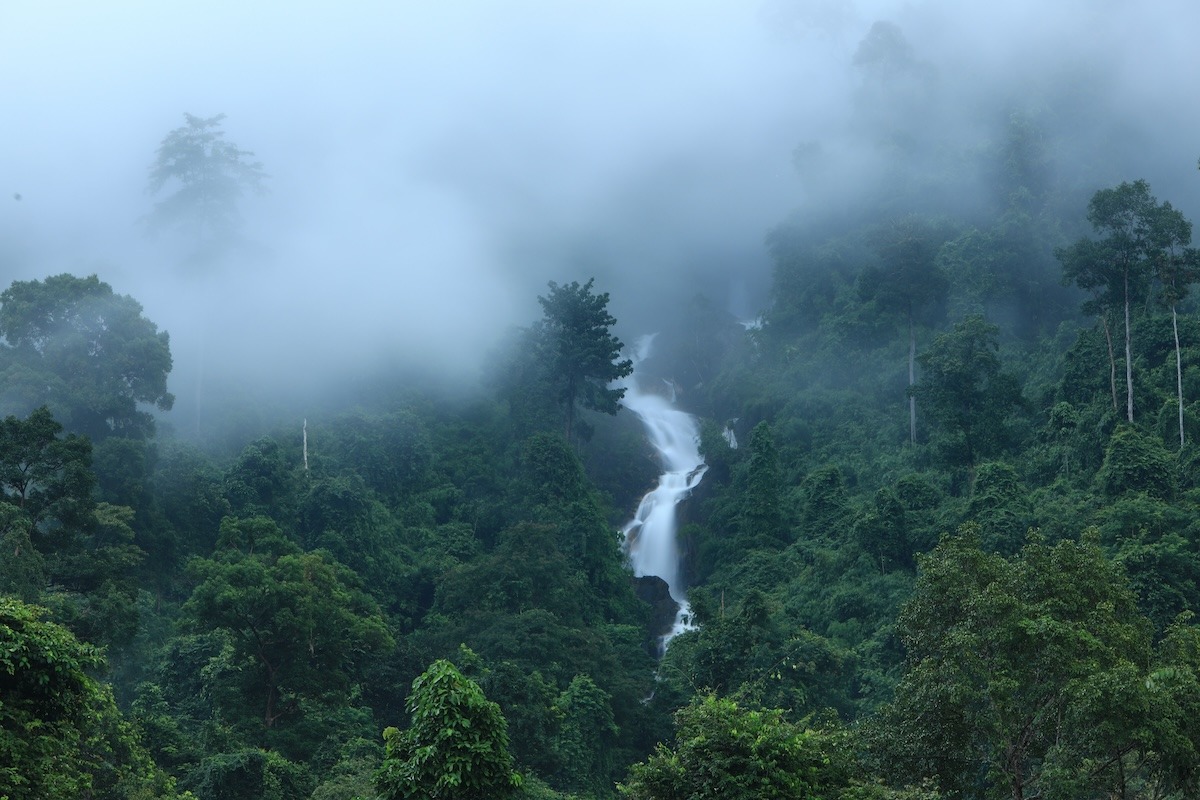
<box><xmin>145</xmin><ymin>112</ymin><xmax>267</xmax><ymax>246</ymax></box>
<box><xmin>0</xmin><ymin>274</ymin><xmax>173</xmax><ymax>439</ymax></box>
<box><xmin>737</xmin><ymin>421</ymin><xmax>786</xmax><ymax>548</ymax></box>
<box><xmin>536</xmin><ymin>278</ymin><xmax>633</xmax><ymax>443</ymax></box>
<box><xmin>375</xmin><ymin>656</ymin><xmax>522</xmax><ymax>800</ymax></box>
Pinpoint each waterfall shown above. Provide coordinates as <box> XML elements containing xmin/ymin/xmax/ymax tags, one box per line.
<box><xmin>620</xmin><ymin>334</ymin><xmax>707</xmax><ymax>649</ymax></box>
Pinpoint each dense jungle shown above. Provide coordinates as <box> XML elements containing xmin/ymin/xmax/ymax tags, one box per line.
<box><xmin>4</xmin><ymin>3</ymin><xmax>1200</xmax><ymax>799</ymax></box>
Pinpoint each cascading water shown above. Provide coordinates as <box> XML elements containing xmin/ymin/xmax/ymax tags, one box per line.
<box><xmin>620</xmin><ymin>334</ymin><xmax>707</xmax><ymax>650</ymax></box>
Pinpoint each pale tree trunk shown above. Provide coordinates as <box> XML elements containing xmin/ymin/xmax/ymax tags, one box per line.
<box><xmin>1100</xmin><ymin>312</ymin><xmax>1118</xmax><ymax>413</ymax></box>
<box><xmin>908</xmin><ymin>316</ymin><xmax>917</xmax><ymax>445</ymax></box>
<box><xmin>1174</xmin><ymin>305</ymin><xmax>1185</xmax><ymax>447</ymax></box>
<box><xmin>1124</xmin><ymin>274</ymin><xmax>1134</xmax><ymax>423</ymax></box>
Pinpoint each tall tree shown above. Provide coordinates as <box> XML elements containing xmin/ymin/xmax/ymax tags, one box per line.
<box><xmin>1058</xmin><ymin>180</ymin><xmax>1178</xmax><ymax>423</ymax></box>
<box><xmin>145</xmin><ymin>112</ymin><xmax>267</xmax><ymax>247</ymax></box>
<box><xmin>859</xmin><ymin>216</ymin><xmax>950</xmax><ymax>444</ymax></box>
<box><xmin>536</xmin><ymin>278</ymin><xmax>633</xmax><ymax>443</ymax></box>
<box><xmin>0</xmin><ymin>274</ymin><xmax>174</xmax><ymax>439</ymax></box>
<box><xmin>1148</xmin><ymin>200</ymin><xmax>1199</xmax><ymax>447</ymax></box>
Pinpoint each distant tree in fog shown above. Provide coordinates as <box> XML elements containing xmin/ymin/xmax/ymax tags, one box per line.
<box><xmin>144</xmin><ymin>112</ymin><xmax>267</xmax><ymax>249</ymax></box>
<box><xmin>537</xmin><ymin>278</ymin><xmax>633</xmax><ymax>444</ymax></box>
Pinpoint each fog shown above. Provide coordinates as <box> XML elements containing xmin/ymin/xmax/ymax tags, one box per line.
<box><xmin>3</xmin><ymin>0</ymin><xmax>1199</xmax><ymax>431</ymax></box>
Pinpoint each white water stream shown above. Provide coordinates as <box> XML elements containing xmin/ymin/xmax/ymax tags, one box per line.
<box><xmin>620</xmin><ymin>334</ymin><xmax>708</xmax><ymax>649</ymax></box>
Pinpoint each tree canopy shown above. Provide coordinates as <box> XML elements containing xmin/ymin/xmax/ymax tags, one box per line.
<box><xmin>0</xmin><ymin>274</ymin><xmax>173</xmax><ymax>439</ymax></box>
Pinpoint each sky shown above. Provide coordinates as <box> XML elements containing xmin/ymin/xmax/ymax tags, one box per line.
<box><xmin>3</xmin><ymin>0</ymin><xmax>1199</xmax><ymax>426</ymax></box>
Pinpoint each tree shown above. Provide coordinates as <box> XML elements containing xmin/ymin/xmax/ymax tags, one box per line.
<box><xmin>145</xmin><ymin>112</ymin><xmax>267</xmax><ymax>247</ymax></box>
<box><xmin>1058</xmin><ymin>180</ymin><xmax>1183</xmax><ymax>423</ymax></box>
<box><xmin>880</xmin><ymin>528</ymin><xmax>1200</xmax><ymax>800</ymax></box>
<box><xmin>550</xmin><ymin>674</ymin><xmax>619</xmax><ymax>797</ymax></box>
<box><xmin>0</xmin><ymin>274</ymin><xmax>174</xmax><ymax>439</ymax></box>
<box><xmin>536</xmin><ymin>279</ymin><xmax>633</xmax><ymax>443</ymax></box>
<box><xmin>0</xmin><ymin>597</ymin><xmax>186</xmax><ymax>800</ymax></box>
<box><xmin>1147</xmin><ymin>199</ymin><xmax>1199</xmax><ymax>446</ymax></box>
<box><xmin>375</xmin><ymin>656</ymin><xmax>521</xmax><ymax>800</ymax></box>
<box><xmin>0</xmin><ymin>406</ymin><xmax>94</xmax><ymax>535</ymax></box>
<box><xmin>912</xmin><ymin>315</ymin><xmax>1022</xmax><ymax>468</ymax></box>
<box><xmin>619</xmin><ymin>694</ymin><xmax>850</xmax><ymax>800</ymax></box>
<box><xmin>858</xmin><ymin>217</ymin><xmax>950</xmax><ymax>443</ymax></box>
<box><xmin>182</xmin><ymin>517</ymin><xmax>393</xmax><ymax>738</ymax></box>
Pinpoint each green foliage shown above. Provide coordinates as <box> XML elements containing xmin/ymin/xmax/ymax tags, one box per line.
<box><xmin>0</xmin><ymin>597</ymin><xmax>185</xmax><ymax>800</ymax></box>
<box><xmin>880</xmin><ymin>528</ymin><xmax>1200</xmax><ymax>799</ymax></box>
<box><xmin>551</xmin><ymin>674</ymin><xmax>619</xmax><ymax>797</ymax></box>
<box><xmin>619</xmin><ymin>694</ymin><xmax>849</xmax><ymax>800</ymax></box>
<box><xmin>184</xmin><ymin>747</ymin><xmax>312</xmax><ymax>800</ymax></box>
<box><xmin>0</xmin><ymin>506</ymin><xmax>43</xmax><ymax>602</ymax></box>
<box><xmin>853</xmin><ymin>487</ymin><xmax>911</xmax><ymax>571</ymax></box>
<box><xmin>0</xmin><ymin>405</ymin><xmax>95</xmax><ymax>532</ymax></box>
<box><xmin>736</xmin><ymin>422</ymin><xmax>787</xmax><ymax>548</ymax></box>
<box><xmin>43</xmin><ymin>501</ymin><xmax>146</xmax><ymax>648</ymax></box>
<box><xmin>0</xmin><ymin>275</ymin><xmax>173</xmax><ymax>439</ymax></box>
<box><xmin>224</xmin><ymin>436</ymin><xmax>301</xmax><ymax>521</ymax></box>
<box><xmin>967</xmin><ymin>462</ymin><xmax>1031</xmax><ymax>553</ymax></box>
<box><xmin>798</xmin><ymin>464</ymin><xmax>854</xmax><ymax>543</ymax></box>
<box><xmin>1058</xmin><ymin>179</ymin><xmax>1192</xmax><ymax>423</ymax></box>
<box><xmin>913</xmin><ymin>315</ymin><xmax>1022</xmax><ymax>468</ymax></box>
<box><xmin>375</xmin><ymin>656</ymin><xmax>521</xmax><ymax>800</ymax></box>
<box><xmin>182</xmin><ymin>519</ymin><xmax>393</xmax><ymax>745</ymax></box>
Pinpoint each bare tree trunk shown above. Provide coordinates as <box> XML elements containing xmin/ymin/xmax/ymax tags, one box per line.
<box><xmin>908</xmin><ymin>317</ymin><xmax>917</xmax><ymax>445</ymax></box>
<box><xmin>1100</xmin><ymin>312</ymin><xmax>1118</xmax><ymax>413</ymax></box>
<box><xmin>1174</xmin><ymin>304</ymin><xmax>1185</xmax><ymax>447</ymax></box>
<box><xmin>1125</xmin><ymin>275</ymin><xmax>1134</xmax><ymax>423</ymax></box>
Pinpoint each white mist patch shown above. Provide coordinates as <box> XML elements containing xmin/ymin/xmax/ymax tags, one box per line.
<box><xmin>620</xmin><ymin>334</ymin><xmax>707</xmax><ymax>650</ymax></box>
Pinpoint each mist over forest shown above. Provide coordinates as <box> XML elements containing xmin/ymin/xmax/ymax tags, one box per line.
<box><xmin>6</xmin><ymin>2</ymin><xmax>1200</xmax><ymax>800</ymax></box>
<box><xmin>4</xmin><ymin>0</ymin><xmax>1196</xmax><ymax>426</ymax></box>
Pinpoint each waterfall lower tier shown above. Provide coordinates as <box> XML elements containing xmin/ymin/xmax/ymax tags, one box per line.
<box><xmin>619</xmin><ymin>334</ymin><xmax>707</xmax><ymax>651</ymax></box>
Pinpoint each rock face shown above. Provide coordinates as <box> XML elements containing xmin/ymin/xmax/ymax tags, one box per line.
<box><xmin>633</xmin><ymin>575</ymin><xmax>679</xmax><ymax>644</ymax></box>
